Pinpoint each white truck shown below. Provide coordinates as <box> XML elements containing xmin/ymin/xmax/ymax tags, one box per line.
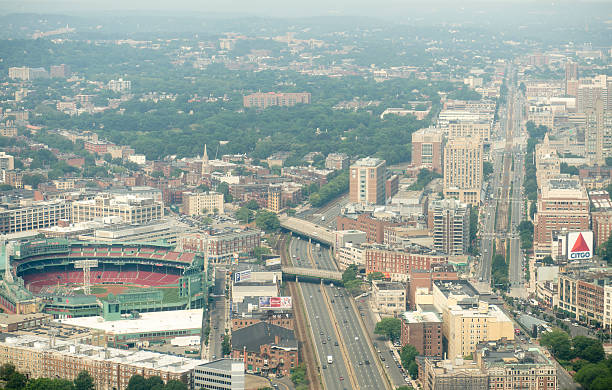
<box><xmin>327</xmin><ymin>355</ymin><xmax>333</xmax><ymax>364</ymax></box>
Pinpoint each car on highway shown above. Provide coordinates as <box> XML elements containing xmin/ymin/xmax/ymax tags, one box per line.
<box><xmin>339</xmin><ymin>376</ymin><xmax>344</xmax><ymax>381</ymax></box>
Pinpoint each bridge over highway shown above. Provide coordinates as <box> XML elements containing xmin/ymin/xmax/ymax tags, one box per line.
<box><xmin>279</xmin><ymin>216</ymin><xmax>335</xmax><ymax>246</ymax></box>
<box><xmin>282</xmin><ymin>266</ymin><xmax>342</xmax><ymax>283</ymax></box>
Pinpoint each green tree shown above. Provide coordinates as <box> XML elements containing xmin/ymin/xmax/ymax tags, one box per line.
<box><xmin>540</xmin><ymin>329</ymin><xmax>574</xmax><ymax>360</ymax></box>
<box><xmin>74</xmin><ymin>370</ymin><xmax>94</xmax><ymax>390</ymax></box>
<box><xmin>164</xmin><ymin>381</ymin><xmax>188</xmax><ymax>390</ymax></box>
<box><xmin>245</xmin><ymin>199</ymin><xmax>260</xmax><ymax>210</ymax></box>
<box><xmin>573</xmin><ymin>336</ymin><xmax>605</xmax><ymax>363</ymax></box>
<box><xmin>367</xmin><ymin>271</ymin><xmax>385</xmax><ymax>281</ymax></box>
<box><xmin>127</xmin><ymin>375</ymin><xmax>147</xmax><ymax>390</ymax></box>
<box><xmin>236</xmin><ymin>207</ymin><xmax>254</xmax><ymax>223</ymax></box>
<box><xmin>252</xmin><ymin>246</ymin><xmax>271</xmax><ymax>262</ymax></box>
<box><xmin>255</xmin><ymin>210</ymin><xmax>280</xmax><ymax>232</ymax></box>
<box><xmin>400</xmin><ymin>344</ymin><xmax>419</xmax><ymax>379</ymax></box>
<box><xmin>574</xmin><ymin>362</ymin><xmax>612</xmax><ymax>390</ymax></box>
<box><xmin>374</xmin><ymin>318</ymin><xmax>402</xmax><ymax>340</ymax></box>
<box><xmin>216</xmin><ymin>182</ymin><xmax>233</xmax><ymax>203</ymax></box>
<box><xmin>290</xmin><ymin>363</ymin><xmax>308</xmax><ymax>386</ymax></box>
<box><xmin>342</xmin><ymin>264</ymin><xmax>358</xmax><ymax>284</ymax></box>
<box><xmin>222</xmin><ymin>335</ymin><xmax>231</xmax><ymax>356</ymax></box>
<box><xmin>5</xmin><ymin>371</ymin><xmax>27</xmax><ymax>390</ymax></box>
<box><xmin>0</xmin><ymin>363</ymin><xmax>16</xmax><ymax>381</ymax></box>
<box><xmin>26</xmin><ymin>378</ymin><xmax>75</xmax><ymax>390</ymax></box>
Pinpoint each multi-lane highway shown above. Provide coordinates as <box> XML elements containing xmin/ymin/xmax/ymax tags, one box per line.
<box><xmin>290</xmin><ymin>233</ymin><xmax>390</xmax><ymax>389</ymax></box>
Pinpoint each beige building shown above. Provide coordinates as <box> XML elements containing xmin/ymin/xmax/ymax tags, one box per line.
<box><xmin>528</xmin><ymin>104</ymin><xmax>555</xmax><ymax>131</ymax></box>
<box><xmin>0</xmin><ymin>199</ymin><xmax>71</xmax><ymax>234</ymax></box>
<box><xmin>0</xmin><ymin>152</ymin><xmax>14</xmax><ymax>171</ymax></box>
<box><xmin>431</xmin><ymin>198</ymin><xmax>470</xmax><ymax>256</ymax></box>
<box><xmin>535</xmin><ymin>134</ymin><xmax>560</xmax><ymax>187</ymax></box>
<box><xmin>411</xmin><ymin>127</ymin><xmax>444</xmax><ymax>174</ymax></box>
<box><xmin>444</xmin><ymin>301</ymin><xmax>515</xmax><ymax>359</ymax></box>
<box><xmin>182</xmin><ymin>191</ymin><xmax>225</xmax><ymax>216</ymax></box>
<box><xmin>371</xmin><ymin>281</ymin><xmax>406</xmax><ymax>316</ymax></box>
<box><xmin>445</xmin><ymin>120</ymin><xmax>490</xmax><ymax>142</ymax></box>
<box><xmin>584</xmin><ymin>99</ymin><xmax>612</xmax><ymax>165</ymax></box>
<box><xmin>72</xmin><ymin>194</ymin><xmax>164</xmax><ymax>224</ymax></box>
<box><xmin>0</xmin><ymin>334</ymin><xmax>203</xmax><ymax>390</ymax></box>
<box><xmin>420</xmin><ymin>356</ymin><xmax>488</xmax><ymax>390</ymax></box>
<box><xmin>443</xmin><ymin>137</ymin><xmax>483</xmax><ymax>206</ymax></box>
<box><xmin>349</xmin><ymin>157</ymin><xmax>386</xmax><ymax>205</ymax></box>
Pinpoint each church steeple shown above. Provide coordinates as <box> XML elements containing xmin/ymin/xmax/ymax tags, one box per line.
<box><xmin>203</xmin><ymin>144</ymin><xmax>209</xmax><ymax>164</ymax></box>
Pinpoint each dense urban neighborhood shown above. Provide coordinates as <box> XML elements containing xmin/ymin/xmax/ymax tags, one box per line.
<box><xmin>0</xmin><ymin>2</ymin><xmax>611</xmax><ymax>390</ymax></box>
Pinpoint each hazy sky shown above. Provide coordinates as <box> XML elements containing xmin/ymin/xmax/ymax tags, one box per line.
<box><xmin>2</xmin><ymin>0</ymin><xmax>609</xmax><ymax>18</ymax></box>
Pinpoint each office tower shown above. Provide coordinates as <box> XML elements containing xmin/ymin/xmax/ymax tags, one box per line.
<box><xmin>533</xmin><ymin>177</ymin><xmax>589</xmax><ymax>259</ymax></box>
<box><xmin>584</xmin><ymin>99</ymin><xmax>612</xmax><ymax>165</ymax></box>
<box><xmin>565</xmin><ymin>61</ymin><xmax>578</xmax><ymax>95</ymax></box>
<box><xmin>577</xmin><ymin>75</ymin><xmax>611</xmax><ymax>112</ymax></box>
<box><xmin>349</xmin><ymin>157</ymin><xmax>386</xmax><ymax>205</ymax></box>
<box><xmin>443</xmin><ymin>137</ymin><xmax>483</xmax><ymax>206</ymax></box>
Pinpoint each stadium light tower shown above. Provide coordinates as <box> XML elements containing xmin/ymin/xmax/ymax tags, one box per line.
<box><xmin>74</xmin><ymin>259</ymin><xmax>98</xmax><ymax>295</ymax></box>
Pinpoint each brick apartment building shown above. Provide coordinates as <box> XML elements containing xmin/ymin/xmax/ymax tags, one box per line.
<box><xmin>337</xmin><ymin>213</ymin><xmax>403</xmax><ymax>243</ymax></box>
<box><xmin>408</xmin><ymin>265</ymin><xmax>458</xmax><ymax>309</ymax></box>
<box><xmin>365</xmin><ymin>247</ymin><xmax>448</xmax><ymax>282</ymax></box>
<box><xmin>400</xmin><ymin>311</ymin><xmax>443</xmax><ymax>357</ymax></box>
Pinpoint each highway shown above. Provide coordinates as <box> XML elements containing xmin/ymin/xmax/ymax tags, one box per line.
<box><xmin>290</xmin><ymin>238</ymin><xmax>352</xmax><ymax>390</ymax></box>
<box><xmin>206</xmin><ymin>267</ymin><xmax>227</xmax><ymax>359</ymax></box>
<box><xmin>291</xmin><ymin>235</ymin><xmax>389</xmax><ymax>389</ymax></box>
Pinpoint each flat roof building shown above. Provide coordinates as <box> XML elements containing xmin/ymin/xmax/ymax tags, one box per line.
<box><xmin>443</xmin><ymin>137</ymin><xmax>483</xmax><ymax>206</ymax></box>
<box><xmin>192</xmin><ymin>359</ymin><xmax>245</xmax><ymax>390</ymax></box>
<box><xmin>350</xmin><ymin>157</ymin><xmax>386</xmax><ymax>205</ymax></box>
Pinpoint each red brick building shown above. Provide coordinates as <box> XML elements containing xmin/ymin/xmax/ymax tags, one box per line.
<box><xmin>400</xmin><ymin>311</ymin><xmax>443</xmax><ymax>357</ymax></box>
<box><xmin>408</xmin><ymin>265</ymin><xmax>458</xmax><ymax>309</ymax></box>
<box><xmin>337</xmin><ymin>213</ymin><xmax>403</xmax><ymax>243</ymax></box>
<box><xmin>84</xmin><ymin>141</ymin><xmax>114</xmax><ymax>155</ymax></box>
<box><xmin>232</xmin><ymin>313</ymin><xmax>293</xmax><ymax>331</ymax></box>
<box><xmin>230</xmin><ymin>322</ymin><xmax>298</xmax><ymax>376</ymax></box>
<box><xmin>592</xmin><ymin>211</ymin><xmax>612</xmax><ymax>248</ymax></box>
<box><xmin>365</xmin><ymin>247</ymin><xmax>448</xmax><ymax>282</ymax></box>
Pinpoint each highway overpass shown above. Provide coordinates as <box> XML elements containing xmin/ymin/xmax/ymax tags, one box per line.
<box><xmin>279</xmin><ymin>216</ymin><xmax>335</xmax><ymax>246</ymax></box>
<box><xmin>282</xmin><ymin>266</ymin><xmax>342</xmax><ymax>283</ymax></box>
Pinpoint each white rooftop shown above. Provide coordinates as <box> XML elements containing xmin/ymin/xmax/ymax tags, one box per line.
<box><xmin>55</xmin><ymin>309</ymin><xmax>202</xmax><ymax>334</ymax></box>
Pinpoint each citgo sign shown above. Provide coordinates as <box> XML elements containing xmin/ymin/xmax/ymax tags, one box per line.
<box><xmin>567</xmin><ymin>231</ymin><xmax>593</xmax><ymax>260</ymax></box>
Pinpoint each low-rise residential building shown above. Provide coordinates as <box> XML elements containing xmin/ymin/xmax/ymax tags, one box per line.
<box><xmin>419</xmin><ymin>356</ymin><xmax>488</xmax><ymax>390</ymax></box>
<box><xmin>372</xmin><ymin>281</ymin><xmax>406</xmax><ymax>315</ymax></box>
<box><xmin>325</xmin><ymin>153</ymin><xmax>349</xmax><ymax>170</ymax></box>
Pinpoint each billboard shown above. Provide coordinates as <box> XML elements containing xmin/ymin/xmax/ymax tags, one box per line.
<box><xmin>567</xmin><ymin>231</ymin><xmax>593</xmax><ymax>260</ymax></box>
<box><xmin>265</xmin><ymin>257</ymin><xmax>281</xmax><ymax>267</ymax></box>
<box><xmin>259</xmin><ymin>296</ymin><xmax>292</xmax><ymax>309</ymax></box>
<box><xmin>234</xmin><ymin>270</ymin><xmax>251</xmax><ymax>283</ymax></box>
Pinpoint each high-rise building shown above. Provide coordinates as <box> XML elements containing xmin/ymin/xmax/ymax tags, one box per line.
<box><xmin>411</xmin><ymin>127</ymin><xmax>444</xmax><ymax>174</ymax></box>
<box><xmin>445</xmin><ymin>120</ymin><xmax>491</xmax><ymax>142</ymax></box>
<box><xmin>443</xmin><ymin>137</ymin><xmax>483</xmax><ymax>206</ymax></box>
<box><xmin>584</xmin><ymin>99</ymin><xmax>612</xmax><ymax>165</ymax></box>
<box><xmin>565</xmin><ymin>61</ymin><xmax>578</xmax><ymax>95</ymax></box>
<box><xmin>431</xmin><ymin>199</ymin><xmax>470</xmax><ymax>256</ymax></box>
<box><xmin>349</xmin><ymin>157</ymin><xmax>386</xmax><ymax>205</ymax></box>
<box><xmin>533</xmin><ymin>177</ymin><xmax>590</xmax><ymax>258</ymax></box>
<box><xmin>577</xmin><ymin>75</ymin><xmax>611</xmax><ymax>112</ymax></box>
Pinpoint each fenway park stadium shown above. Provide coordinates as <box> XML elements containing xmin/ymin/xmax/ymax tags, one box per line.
<box><xmin>0</xmin><ymin>238</ymin><xmax>209</xmax><ymax>318</ymax></box>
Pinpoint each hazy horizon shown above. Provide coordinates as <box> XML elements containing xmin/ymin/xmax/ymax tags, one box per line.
<box><xmin>1</xmin><ymin>0</ymin><xmax>611</xmax><ymax>19</ymax></box>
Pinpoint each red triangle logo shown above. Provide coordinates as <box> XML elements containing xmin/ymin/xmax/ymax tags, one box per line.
<box><xmin>571</xmin><ymin>233</ymin><xmax>590</xmax><ymax>252</ymax></box>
